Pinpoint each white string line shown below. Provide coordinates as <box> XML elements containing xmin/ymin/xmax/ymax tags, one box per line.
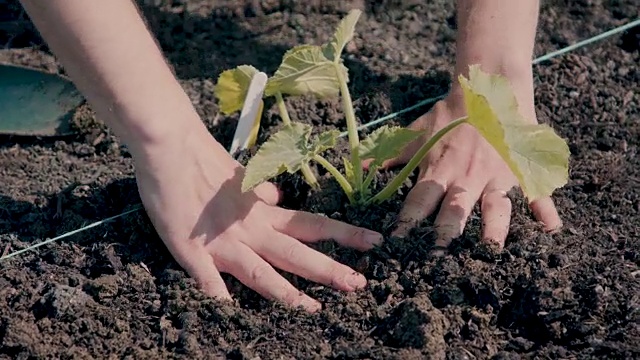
<box><xmin>1</xmin><ymin>18</ymin><xmax>637</xmax><ymax>262</ymax></box>
<box><xmin>1</xmin><ymin>206</ymin><xmax>142</xmax><ymax>261</ymax></box>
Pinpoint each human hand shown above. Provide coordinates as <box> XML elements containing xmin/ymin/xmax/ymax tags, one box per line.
<box><xmin>133</xmin><ymin>120</ymin><xmax>383</xmax><ymax>312</ymax></box>
<box><xmin>377</xmin><ymin>82</ymin><xmax>562</xmax><ymax>252</ymax></box>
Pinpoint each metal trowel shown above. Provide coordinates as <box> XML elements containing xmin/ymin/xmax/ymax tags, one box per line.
<box><xmin>0</xmin><ymin>63</ymin><xmax>84</xmax><ymax>136</ymax></box>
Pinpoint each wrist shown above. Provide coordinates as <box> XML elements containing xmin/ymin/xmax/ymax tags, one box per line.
<box><xmin>447</xmin><ymin>60</ymin><xmax>537</xmax><ymax>123</ymax></box>
<box><xmin>120</xmin><ymin>107</ymin><xmax>208</xmax><ymax>164</ymax></box>
<box><xmin>453</xmin><ymin>53</ymin><xmax>533</xmax><ymax>86</ymax></box>
<box><xmin>128</xmin><ymin>108</ymin><xmax>237</xmax><ymax>181</ymax></box>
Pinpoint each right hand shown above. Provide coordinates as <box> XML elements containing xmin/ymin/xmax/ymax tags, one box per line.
<box><xmin>133</xmin><ymin>120</ymin><xmax>383</xmax><ymax>312</ymax></box>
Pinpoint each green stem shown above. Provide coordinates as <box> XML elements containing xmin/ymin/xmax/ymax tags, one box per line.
<box><xmin>300</xmin><ymin>163</ymin><xmax>319</xmax><ymax>189</ymax></box>
<box><xmin>276</xmin><ymin>91</ymin><xmax>317</xmax><ymax>187</ymax></box>
<box><xmin>368</xmin><ymin>117</ymin><xmax>468</xmax><ymax>204</ymax></box>
<box><xmin>335</xmin><ymin>65</ymin><xmax>362</xmax><ymax>191</ymax></box>
<box><xmin>362</xmin><ymin>166</ymin><xmax>378</xmax><ymax>192</ymax></box>
<box><xmin>313</xmin><ymin>154</ymin><xmax>354</xmax><ymax>203</ymax></box>
<box><xmin>275</xmin><ymin>92</ymin><xmax>292</xmax><ymax>126</ymax></box>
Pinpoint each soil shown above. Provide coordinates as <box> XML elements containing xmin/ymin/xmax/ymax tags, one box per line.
<box><xmin>1</xmin><ymin>0</ymin><xmax>639</xmax><ymax>359</ymax></box>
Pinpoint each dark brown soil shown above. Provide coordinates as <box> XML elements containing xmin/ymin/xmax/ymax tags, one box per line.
<box><xmin>1</xmin><ymin>1</ymin><xmax>639</xmax><ymax>359</ymax></box>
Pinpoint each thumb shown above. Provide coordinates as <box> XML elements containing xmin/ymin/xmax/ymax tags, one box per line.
<box><xmin>254</xmin><ymin>182</ymin><xmax>282</xmax><ymax>206</ymax></box>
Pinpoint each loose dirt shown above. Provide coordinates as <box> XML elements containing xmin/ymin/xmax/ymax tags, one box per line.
<box><xmin>1</xmin><ymin>1</ymin><xmax>639</xmax><ymax>358</ymax></box>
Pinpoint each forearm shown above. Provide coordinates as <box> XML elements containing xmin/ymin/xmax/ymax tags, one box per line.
<box><xmin>18</xmin><ymin>0</ymin><xmax>204</xmax><ymax>159</ymax></box>
<box><xmin>454</xmin><ymin>0</ymin><xmax>538</xmax><ymax>77</ymax></box>
<box><xmin>452</xmin><ymin>0</ymin><xmax>539</xmax><ymax>115</ymax></box>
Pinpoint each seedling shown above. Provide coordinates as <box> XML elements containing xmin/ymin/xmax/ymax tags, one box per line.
<box><xmin>214</xmin><ymin>10</ymin><xmax>570</xmax><ymax>206</ymax></box>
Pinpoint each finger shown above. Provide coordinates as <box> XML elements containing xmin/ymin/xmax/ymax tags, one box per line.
<box><xmin>177</xmin><ymin>250</ymin><xmax>231</xmax><ymax>300</ymax></box>
<box><xmin>529</xmin><ymin>196</ymin><xmax>563</xmax><ymax>233</ymax></box>
<box><xmin>362</xmin><ymin>158</ymin><xmax>375</xmax><ymax>170</ymax></box>
<box><xmin>480</xmin><ymin>189</ymin><xmax>512</xmax><ymax>248</ymax></box>
<box><xmin>273</xmin><ymin>208</ymin><xmax>383</xmax><ymax>251</ymax></box>
<box><xmin>217</xmin><ymin>240</ymin><xmax>321</xmax><ymax>312</ymax></box>
<box><xmin>362</xmin><ymin>152</ymin><xmax>412</xmax><ymax>170</ymax></box>
<box><xmin>433</xmin><ymin>180</ymin><xmax>484</xmax><ymax>248</ymax></box>
<box><xmin>254</xmin><ymin>181</ymin><xmax>281</xmax><ymax>206</ymax></box>
<box><xmin>392</xmin><ymin>176</ymin><xmax>448</xmax><ymax>238</ymax></box>
<box><xmin>255</xmin><ymin>233</ymin><xmax>367</xmax><ymax>292</ymax></box>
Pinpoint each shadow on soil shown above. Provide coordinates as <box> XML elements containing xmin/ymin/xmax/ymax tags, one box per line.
<box><xmin>0</xmin><ymin>177</ymin><xmax>179</xmax><ymax>279</ymax></box>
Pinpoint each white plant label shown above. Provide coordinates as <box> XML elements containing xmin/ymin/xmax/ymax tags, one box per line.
<box><xmin>230</xmin><ymin>71</ymin><xmax>268</xmax><ymax>155</ymax></box>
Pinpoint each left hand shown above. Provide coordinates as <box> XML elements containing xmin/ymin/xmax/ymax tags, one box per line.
<box><xmin>376</xmin><ymin>83</ymin><xmax>562</xmax><ymax>252</ymax></box>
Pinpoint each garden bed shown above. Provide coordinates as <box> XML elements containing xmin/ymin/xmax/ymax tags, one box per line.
<box><xmin>0</xmin><ymin>0</ymin><xmax>639</xmax><ymax>358</ymax></box>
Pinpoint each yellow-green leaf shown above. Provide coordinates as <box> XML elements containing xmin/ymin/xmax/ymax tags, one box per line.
<box><xmin>213</xmin><ymin>65</ymin><xmax>259</xmax><ymax>114</ymax></box>
<box><xmin>322</xmin><ymin>9</ymin><xmax>362</xmax><ymax>61</ymax></box>
<box><xmin>316</xmin><ymin>129</ymin><xmax>340</xmax><ymax>152</ymax></box>
<box><xmin>459</xmin><ymin>65</ymin><xmax>570</xmax><ymax>201</ymax></box>
<box><xmin>359</xmin><ymin>125</ymin><xmax>424</xmax><ymax>169</ymax></box>
<box><xmin>343</xmin><ymin>157</ymin><xmax>355</xmax><ymax>185</ymax></box>
<box><xmin>264</xmin><ymin>45</ymin><xmax>346</xmax><ymax>98</ymax></box>
<box><xmin>242</xmin><ymin>123</ymin><xmax>339</xmax><ymax>192</ymax></box>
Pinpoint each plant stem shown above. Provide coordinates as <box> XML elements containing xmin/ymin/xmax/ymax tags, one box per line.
<box><xmin>362</xmin><ymin>166</ymin><xmax>378</xmax><ymax>192</ymax></box>
<box><xmin>275</xmin><ymin>91</ymin><xmax>318</xmax><ymax>187</ymax></box>
<box><xmin>368</xmin><ymin>117</ymin><xmax>468</xmax><ymax>204</ymax></box>
<box><xmin>275</xmin><ymin>92</ymin><xmax>292</xmax><ymax>125</ymax></box>
<box><xmin>335</xmin><ymin>65</ymin><xmax>362</xmax><ymax>191</ymax></box>
<box><xmin>300</xmin><ymin>163</ymin><xmax>319</xmax><ymax>189</ymax></box>
<box><xmin>313</xmin><ymin>154</ymin><xmax>354</xmax><ymax>203</ymax></box>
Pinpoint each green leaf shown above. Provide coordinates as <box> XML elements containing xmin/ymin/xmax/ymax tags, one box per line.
<box><xmin>322</xmin><ymin>9</ymin><xmax>362</xmax><ymax>61</ymax></box>
<box><xmin>0</xmin><ymin>64</ymin><xmax>84</xmax><ymax>136</ymax></box>
<box><xmin>262</xmin><ymin>10</ymin><xmax>360</xmax><ymax>98</ymax></box>
<box><xmin>242</xmin><ymin>123</ymin><xmax>338</xmax><ymax>192</ymax></box>
<box><xmin>343</xmin><ymin>157</ymin><xmax>355</xmax><ymax>186</ymax></box>
<box><xmin>459</xmin><ymin>65</ymin><xmax>570</xmax><ymax>201</ymax></box>
<box><xmin>214</xmin><ymin>65</ymin><xmax>259</xmax><ymax>114</ymax></box>
<box><xmin>358</xmin><ymin>125</ymin><xmax>424</xmax><ymax>169</ymax></box>
<box><xmin>315</xmin><ymin>129</ymin><xmax>340</xmax><ymax>152</ymax></box>
<box><xmin>264</xmin><ymin>45</ymin><xmax>346</xmax><ymax>98</ymax></box>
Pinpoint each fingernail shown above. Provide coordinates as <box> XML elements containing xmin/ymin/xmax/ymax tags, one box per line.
<box><xmin>300</xmin><ymin>297</ymin><xmax>322</xmax><ymax>312</ymax></box>
<box><xmin>364</xmin><ymin>231</ymin><xmax>383</xmax><ymax>246</ymax></box>
<box><xmin>346</xmin><ymin>273</ymin><xmax>367</xmax><ymax>290</ymax></box>
<box><xmin>392</xmin><ymin>219</ymin><xmax>413</xmax><ymax>239</ymax></box>
<box><xmin>391</xmin><ymin>227</ymin><xmax>407</xmax><ymax>239</ymax></box>
<box><xmin>544</xmin><ymin>221</ymin><xmax>563</xmax><ymax>234</ymax></box>
<box><xmin>431</xmin><ymin>246</ymin><xmax>448</xmax><ymax>257</ymax></box>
